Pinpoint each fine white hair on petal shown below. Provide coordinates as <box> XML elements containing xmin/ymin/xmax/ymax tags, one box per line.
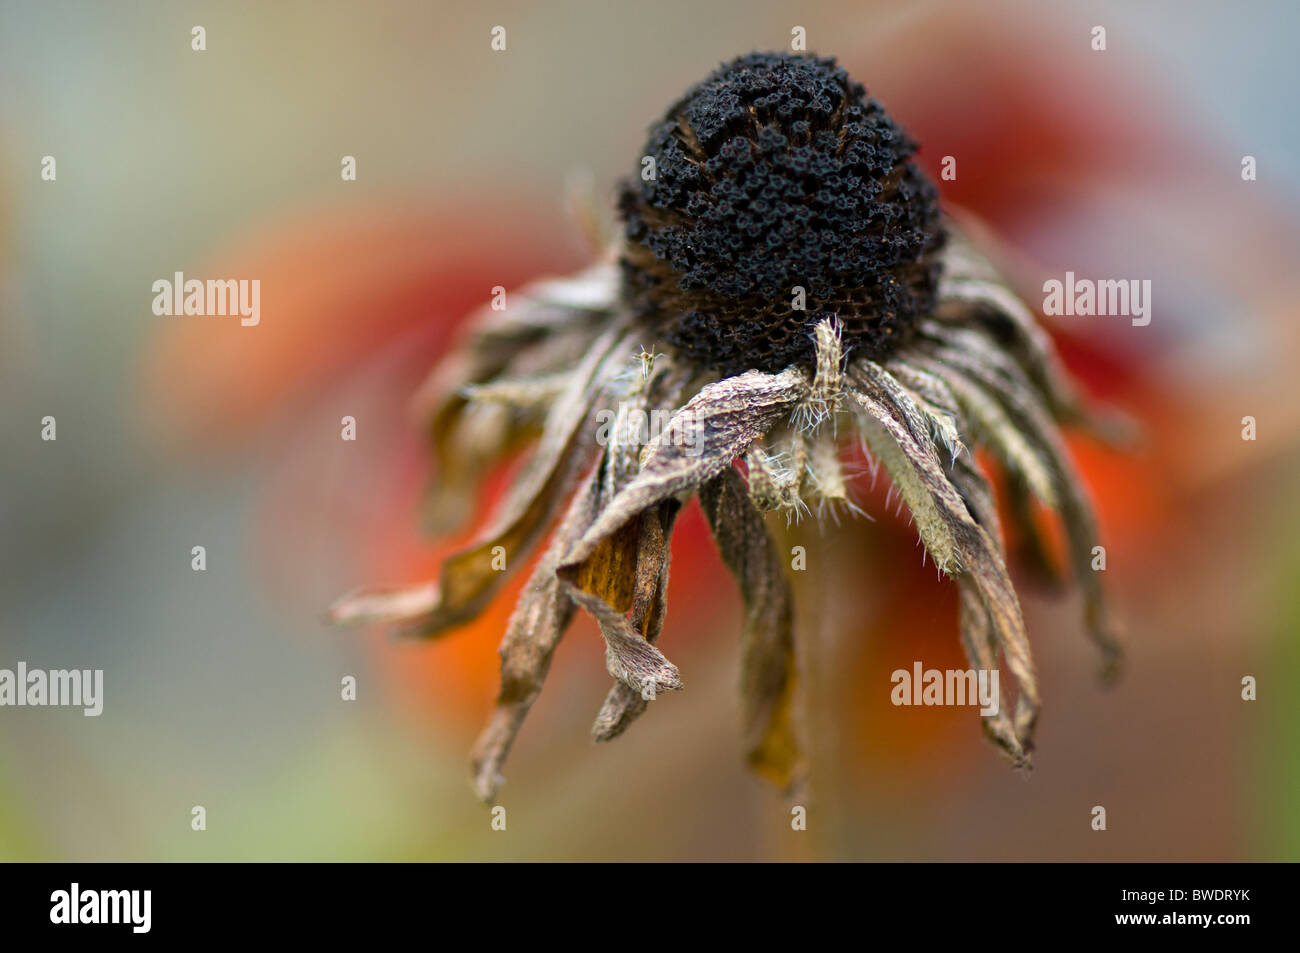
<box><xmin>794</xmin><ymin>316</ymin><xmax>845</xmax><ymax>434</ymax></box>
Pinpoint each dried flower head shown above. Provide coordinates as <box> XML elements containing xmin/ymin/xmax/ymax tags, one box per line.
<box><xmin>620</xmin><ymin>53</ymin><xmax>945</xmax><ymax>377</ymax></box>
<box><xmin>330</xmin><ymin>51</ymin><xmax>1122</xmax><ymax>803</ymax></box>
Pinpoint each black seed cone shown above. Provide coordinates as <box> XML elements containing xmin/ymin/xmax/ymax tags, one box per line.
<box><xmin>619</xmin><ymin>52</ymin><xmax>946</xmax><ymax>376</ymax></box>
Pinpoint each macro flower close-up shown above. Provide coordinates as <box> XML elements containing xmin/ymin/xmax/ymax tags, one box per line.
<box><xmin>2</xmin><ymin>0</ymin><xmax>1298</xmax><ymax>885</ymax></box>
<box><xmin>331</xmin><ymin>52</ymin><xmax>1121</xmax><ymax>801</ymax></box>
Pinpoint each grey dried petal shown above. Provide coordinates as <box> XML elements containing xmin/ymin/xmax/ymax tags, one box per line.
<box><xmin>562</xmin><ymin>366</ymin><xmax>809</xmax><ymax>574</ymax></box>
<box><xmin>907</xmin><ymin>351</ymin><xmax>1058</xmax><ymax>507</ymax></box>
<box><xmin>600</xmin><ymin>361</ymin><xmax>668</xmax><ymax>504</ymax></box>
<box><xmin>855</xmin><ymin>361</ymin><xmax>944</xmax><ymax>460</ymax></box>
<box><xmin>413</xmin><ymin>264</ymin><xmax>618</xmax><ymax>533</ymax></box>
<box><xmin>936</xmin><ymin>232</ymin><xmax>1135</xmax><ymax>444</ymax></box>
<box><xmin>883</xmin><ymin>361</ymin><xmax>966</xmax><ymax>463</ymax></box>
<box><xmin>848</xmin><ymin>364</ymin><xmax>1040</xmax><ymax>752</ymax></box>
<box><xmin>950</xmin><ymin>450</ymin><xmax>1002</xmax><ymax>544</ymax></box>
<box><xmin>468</xmin><ymin>459</ymin><xmax>603</xmax><ymax>803</ymax></box>
<box><xmin>936</xmin><ymin>227</ymin><xmax>1088</xmax><ymax>424</ymax></box>
<box><xmin>883</xmin><ymin>360</ymin><xmax>961</xmax><ymax>418</ymax></box>
<box><xmin>946</xmin><ymin>458</ymin><xmax>1023</xmax><ymax>762</ymax></box>
<box><xmin>956</xmin><ymin>578</ymin><xmax>1023</xmax><ymax>762</ymax></box>
<box><xmin>557</xmin><ymin>367</ymin><xmax>807</xmax><ymax>703</ymax></box>
<box><xmin>1003</xmin><ymin>469</ymin><xmax>1066</xmax><ymax>586</ymax></box>
<box><xmin>461</xmin><ymin>371</ymin><xmax>573</xmax><ymax>409</ymax></box>
<box><xmin>558</xmin><ymin>495</ymin><xmax>682</xmax><ymax>699</ymax></box>
<box><xmin>920</xmin><ymin>340</ymin><xmax>1123</xmax><ymax>681</ymax></box>
<box><xmin>699</xmin><ymin>467</ymin><xmax>802</xmax><ymax>786</ymax></box>
<box><xmin>329</xmin><ymin>322</ymin><xmax>632</xmax><ymax>635</ymax></box>
<box><xmin>586</xmin><ymin>362</ymin><xmax>696</xmax><ymax>737</ymax></box>
<box><xmin>420</xmin><ymin>373</ymin><xmax>531</xmax><ymax>536</ymax></box>
<box><xmin>564</xmin><ymin>583</ymin><xmax>682</xmax><ymax>699</ymax></box>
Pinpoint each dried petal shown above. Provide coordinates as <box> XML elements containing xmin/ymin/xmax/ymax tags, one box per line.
<box><xmin>700</xmin><ymin>468</ymin><xmax>803</xmax><ymax>785</ymax></box>
<box><xmin>329</xmin><ymin>322</ymin><xmax>633</xmax><ymax>635</ymax></box>
<box><xmin>461</xmin><ymin>371</ymin><xmax>573</xmax><ymax>409</ymax></box>
<box><xmin>946</xmin><ymin>458</ymin><xmax>1024</xmax><ymax>763</ymax></box>
<box><xmin>848</xmin><ymin>363</ymin><xmax>1040</xmax><ymax>751</ymax></box>
<box><xmin>590</xmin><ymin>501</ymin><xmax>680</xmax><ymax>740</ymax></box>
<box><xmin>908</xmin><ymin>351</ymin><xmax>1058</xmax><ymax>507</ymax></box>
<box><xmin>563</xmin><ymin>367</ymin><xmax>809</xmax><ymax>573</ymax></box>
<box><xmin>415</xmin><ymin>264</ymin><xmax>617</xmax><ymax>532</ymax></box>
<box><xmin>936</xmin><ymin>227</ymin><xmax>1088</xmax><ymax>424</ymax></box>
<box><xmin>919</xmin><ymin>341</ymin><xmax>1122</xmax><ymax>681</ymax></box>
<box><xmin>956</xmin><ymin>578</ymin><xmax>1023</xmax><ymax>763</ymax></box>
<box><xmin>468</xmin><ymin>460</ymin><xmax>603</xmax><ymax>803</ymax></box>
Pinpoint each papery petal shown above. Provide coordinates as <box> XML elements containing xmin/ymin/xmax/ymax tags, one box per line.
<box><xmin>699</xmin><ymin>467</ymin><xmax>803</xmax><ymax>786</ymax></box>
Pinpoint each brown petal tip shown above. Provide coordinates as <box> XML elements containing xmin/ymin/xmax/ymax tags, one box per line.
<box><xmin>325</xmin><ymin>582</ymin><xmax>439</xmax><ymax>627</ymax></box>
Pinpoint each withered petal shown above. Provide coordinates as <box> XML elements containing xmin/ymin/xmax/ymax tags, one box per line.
<box><xmin>415</xmin><ymin>265</ymin><xmax>618</xmax><ymax>532</ymax></box>
<box><xmin>908</xmin><ymin>351</ymin><xmax>1058</xmax><ymax>508</ymax></box>
<box><xmin>920</xmin><ymin>342</ymin><xmax>1123</xmax><ymax>682</ymax></box>
<box><xmin>848</xmin><ymin>363</ymin><xmax>1040</xmax><ymax>753</ymax></box>
<box><xmin>563</xmin><ymin>366</ymin><xmax>809</xmax><ymax>574</ymax></box>
<box><xmin>563</xmin><ymin>582</ymin><xmax>683</xmax><ymax>699</ymax></box>
<box><xmin>558</xmin><ymin>474</ymin><xmax>683</xmax><ymax>701</ymax></box>
<box><xmin>468</xmin><ymin>458</ymin><xmax>604</xmax><ymax>803</ymax></box>
<box><xmin>699</xmin><ymin>467</ymin><xmax>803</xmax><ymax>787</ymax></box>
<box><xmin>329</xmin><ymin>322</ymin><xmax>633</xmax><ymax>635</ymax></box>
<box><xmin>936</xmin><ymin>228</ymin><xmax>1091</xmax><ymax>427</ymax></box>
<box><xmin>590</xmin><ymin>500</ymin><xmax>680</xmax><ymax>740</ymax></box>
<box><xmin>945</xmin><ymin>457</ymin><xmax>1025</xmax><ymax>764</ymax></box>
<box><xmin>558</xmin><ymin>367</ymin><xmax>806</xmax><ymax>708</ymax></box>
<box><xmin>956</xmin><ymin>578</ymin><xmax>1024</xmax><ymax>764</ymax></box>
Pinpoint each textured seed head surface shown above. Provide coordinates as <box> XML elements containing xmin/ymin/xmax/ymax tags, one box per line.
<box><xmin>619</xmin><ymin>52</ymin><xmax>946</xmax><ymax>376</ymax></box>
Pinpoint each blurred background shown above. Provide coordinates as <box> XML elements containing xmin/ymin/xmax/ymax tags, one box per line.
<box><xmin>1</xmin><ymin>0</ymin><xmax>1297</xmax><ymax>861</ymax></box>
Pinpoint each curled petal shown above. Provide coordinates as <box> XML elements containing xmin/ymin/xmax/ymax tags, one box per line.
<box><xmin>590</xmin><ymin>501</ymin><xmax>680</xmax><ymax>739</ymax></box>
<box><xmin>563</xmin><ymin>366</ymin><xmax>809</xmax><ymax>574</ymax></box>
<box><xmin>908</xmin><ymin>352</ymin><xmax>1058</xmax><ymax>507</ymax></box>
<box><xmin>699</xmin><ymin>468</ymin><xmax>803</xmax><ymax>786</ymax></box>
<box><xmin>559</xmin><ymin>497</ymin><xmax>682</xmax><ymax>700</ymax></box>
<box><xmin>329</xmin><ymin>322</ymin><xmax>632</xmax><ymax>636</ymax></box>
<box><xmin>564</xmin><ymin>586</ymin><xmax>683</xmax><ymax>699</ymax></box>
<box><xmin>956</xmin><ymin>578</ymin><xmax>1023</xmax><ymax>764</ymax></box>
<box><xmin>461</xmin><ymin>371</ymin><xmax>573</xmax><ymax>409</ymax></box>
<box><xmin>848</xmin><ymin>361</ymin><xmax>1040</xmax><ymax>752</ymax></box>
<box><xmin>936</xmin><ymin>226</ymin><xmax>1091</xmax><ymax>427</ymax></box>
<box><xmin>559</xmin><ymin>367</ymin><xmax>807</xmax><ymax>704</ymax></box>
<box><xmin>946</xmin><ymin>458</ymin><xmax>1024</xmax><ymax>763</ymax></box>
<box><xmin>468</xmin><ymin>459</ymin><xmax>604</xmax><ymax>803</ymax></box>
<box><xmin>920</xmin><ymin>340</ymin><xmax>1123</xmax><ymax>681</ymax></box>
<box><xmin>588</xmin><ymin>361</ymin><xmax>694</xmax><ymax>735</ymax></box>
<box><xmin>416</xmin><ymin>264</ymin><xmax>617</xmax><ymax>532</ymax></box>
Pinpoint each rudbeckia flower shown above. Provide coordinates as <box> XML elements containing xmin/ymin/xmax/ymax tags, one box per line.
<box><xmin>330</xmin><ymin>52</ymin><xmax>1121</xmax><ymax>803</ymax></box>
